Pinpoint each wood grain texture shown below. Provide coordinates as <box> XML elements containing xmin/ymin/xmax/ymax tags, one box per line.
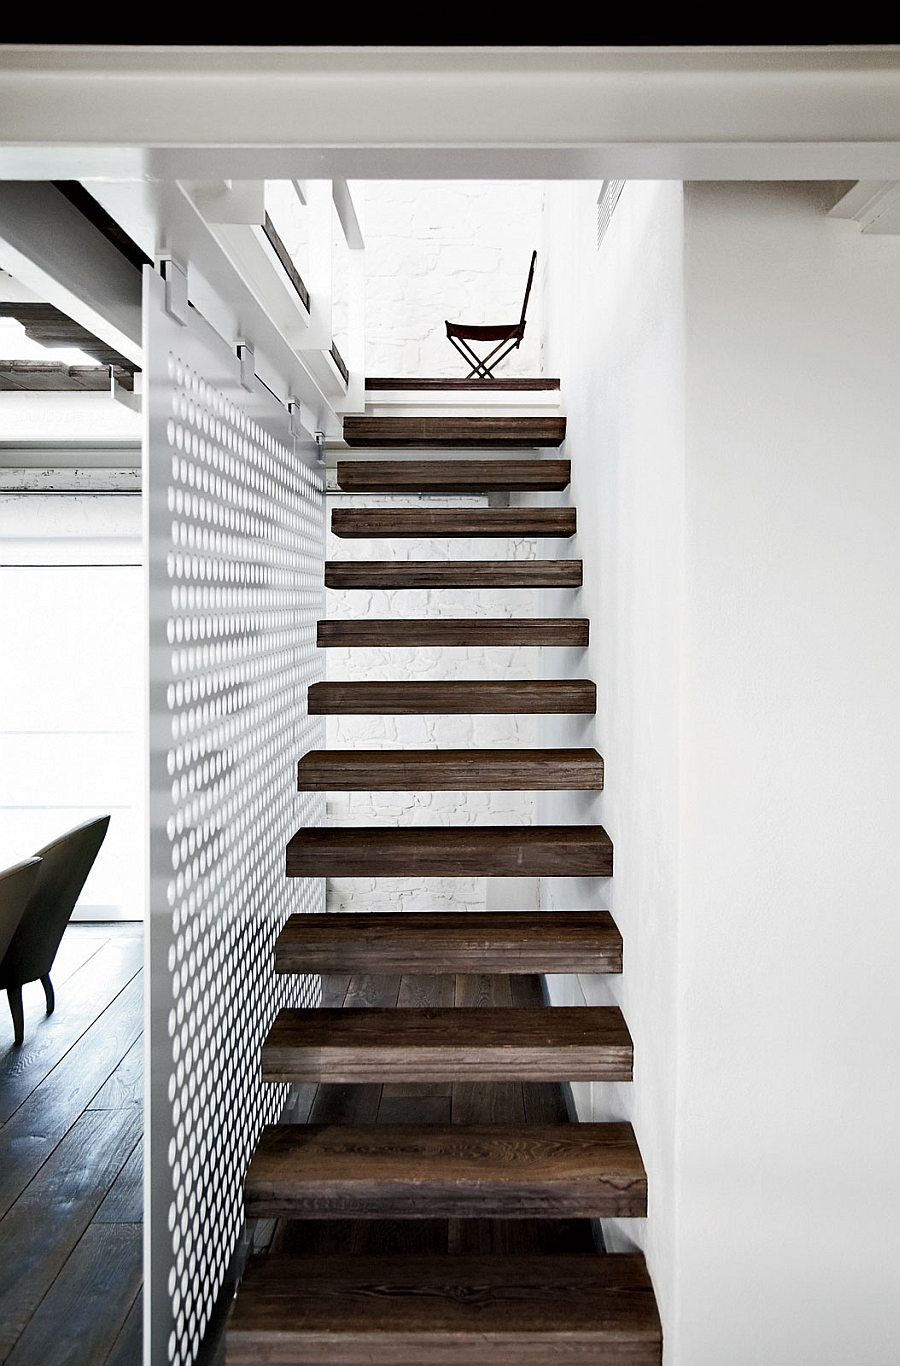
<box><xmin>261</xmin><ymin>1006</ymin><xmax>632</xmax><ymax>1083</ymax></box>
<box><xmin>275</xmin><ymin>911</ymin><xmax>622</xmax><ymax>976</ymax></box>
<box><xmin>364</xmin><ymin>377</ymin><xmax>561</xmax><ymax>390</ymax></box>
<box><xmin>297</xmin><ymin>748</ymin><xmax>604</xmax><ymax>792</ymax></box>
<box><xmin>244</xmin><ymin>1122</ymin><xmax>646</xmax><ymax>1219</ymax></box>
<box><xmin>335</xmin><ymin>460</ymin><xmax>571</xmax><ymax>493</ymax></box>
<box><xmin>226</xmin><ymin>1253</ymin><xmax>662</xmax><ymax>1365</ymax></box>
<box><xmin>307</xmin><ymin>679</ymin><xmax>597</xmax><ymax>714</ymax></box>
<box><xmin>341</xmin><ymin>416</ymin><xmax>567</xmax><ymax>448</ymax></box>
<box><xmin>317</xmin><ymin>619</ymin><xmax>589</xmax><ymax>647</ymax></box>
<box><xmin>286</xmin><ymin>825</ymin><xmax>613</xmax><ymax>878</ymax></box>
<box><xmin>331</xmin><ymin>507</ymin><xmax>575</xmax><ymax>539</ymax></box>
<box><xmin>325</xmin><ymin>559</ymin><xmax>583</xmax><ymax>588</ymax></box>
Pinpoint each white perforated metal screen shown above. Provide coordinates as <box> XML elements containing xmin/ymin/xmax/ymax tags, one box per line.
<box><xmin>144</xmin><ymin>268</ymin><xmax>324</xmax><ymax>1366</ymax></box>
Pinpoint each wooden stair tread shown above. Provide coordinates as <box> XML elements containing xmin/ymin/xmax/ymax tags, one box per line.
<box><xmin>317</xmin><ymin>618</ymin><xmax>589</xmax><ymax>647</ymax></box>
<box><xmin>297</xmin><ymin>748</ymin><xmax>604</xmax><ymax>791</ymax></box>
<box><xmin>342</xmin><ymin>416</ymin><xmax>567</xmax><ymax>448</ymax></box>
<box><xmin>275</xmin><ymin>910</ymin><xmax>622</xmax><ymax>974</ymax></box>
<box><xmin>307</xmin><ymin>680</ymin><xmax>597</xmax><ymax>714</ymax></box>
<box><xmin>244</xmin><ymin>1122</ymin><xmax>646</xmax><ymax>1219</ymax></box>
<box><xmin>227</xmin><ymin>1253</ymin><xmax>661</xmax><ymax>1364</ymax></box>
<box><xmin>335</xmin><ymin>459</ymin><xmax>570</xmax><ymax>492</ymax></box>
<box><xmin>365</xmin><ymin>376</ymin><xmax>562</xmax><ymax>390</ymax></box>
<box><xmin>325</xmin><ymin>559</ymin><xmax>582</xmax><ymax>588</ymax></box>
<box><xmin>331</xmin><ymin>508</ymin><xmax>576</xmax><ymax>538</ymax></box>
<box><xmin>286</xmin><ymin>825</ymin><xmax>613</xmax><ymax>877</ymax></box>
<box><xmin>262</xmin><ymin>1006</ymin><xmax>632</xmax><ymax>1082</ymax></box>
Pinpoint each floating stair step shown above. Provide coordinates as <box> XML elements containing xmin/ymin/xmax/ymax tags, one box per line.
<box><xmin>227</xmin><ymin>1252</ymin><xmax>662</xmax><ymax>1365</ymax></box>
<box><xmin>335</xmin><ymin>458</ymin><xmax>571</xmax><ymax>493</ymax></box>
<box><xmin>365</xmin><ymin>376</ymin><xmax>562</xmax><ymax>390</ymax></box>
<box><xmin>307</xmin><ymin>679</ymin><xmax>597</xmax><ymax>714</ymax></box>
<box><xmin>286</xmin><ymin>825</ymin><xmax>613</xmax><ymax>878</ymax></box>
<box><xmin>262</xmin><ymin>1006</ymin><xmax>632</xmax><ymax>1083</ymax></box>
<box><xmin>297</xmin><ymin>748</ymin><xmax>604</xmax><ymax>791</ymax></box>
<box><xmin>244</xmin><ymin>1121</ymin><xmax>646</xmax><ymax>1219</ymax></box>
<box><xmin>317</xmin><ymin>618</ymin><xmax>589</xmax><ymax>647</ymax></box>
<box><xmin>331</xmin><ymin>507</ymin><xmax>576</xmax><ymax>539</ymax></box>
<box><xmin>342</xmin><ymin>416</ymin><xmax>567</xmax><ymax>448</ymax></box>
<box><xmin>275</xmin><ymin>910</ymin><xmax>622</xmax><ymax>975</ymax></box>
<box><xmin>325</xmin><ymin>559</ymin><xmax>582</xmax><ymax>588</ymax></box>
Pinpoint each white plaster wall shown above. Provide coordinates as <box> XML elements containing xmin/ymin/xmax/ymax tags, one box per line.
<box><xmin>539</xmin><ymin>179</ymin><xmax>685</xmax><ymax>1334</ymax></box>
<box><xmin>676</xmin><ymin>181</ymin><xmax>900</xmax><ymax>1366</ymax></box>
<box><xmin>541</xmin><ymin>178</ymin><xmax>900</xmax><ymax>1366</ymax></box>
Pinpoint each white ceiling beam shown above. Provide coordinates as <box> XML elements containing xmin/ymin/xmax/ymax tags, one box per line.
<box><xmin>1</xmin><ymin>47</ymin><xmax>900</xmax><ymax>181</ymax></box>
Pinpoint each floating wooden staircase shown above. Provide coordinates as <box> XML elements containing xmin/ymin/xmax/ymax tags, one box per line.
<box><xmin>226</xmin><ymin>391</ymin><xmax>662</xmax><ymax>1363</ymax></box>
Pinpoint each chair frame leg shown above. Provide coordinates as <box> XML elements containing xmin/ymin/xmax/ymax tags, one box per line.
<box><xmin>41</xmin><ymin>974</ymin><xmax>55</xmax><ymax>1015</ymax></box>
<box><xmin>7</xmin><ymin>986</ymin><xmax>24</xmax><ymax>1046</ymax></box>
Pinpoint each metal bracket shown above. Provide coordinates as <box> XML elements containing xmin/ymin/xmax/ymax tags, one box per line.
<box><xmin>315</xmin><ymin>431</ymin><xmax>326</xmax><ymax>464</ymax></box>
<box><xmin>236</xmin><ymin>342</ymin><xmax>255</xmax><ymax>391</ymax></box>
<box><xmin>159</xmin><ymin>257</ymin><xmax>188</xmax><ymax>326</ymax></box>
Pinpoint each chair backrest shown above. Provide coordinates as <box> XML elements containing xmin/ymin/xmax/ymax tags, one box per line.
<box><xmin>0</xmin><ymin>816</ymin><xmax>110</xmax><ymax>987</ymax></box>
<box><xmin>0</xmin><ymin>858</ymin><xmax>42</xmax><ymax>966</ymax></box>
<box><xmin>518</xmin><ymin>250</ymin><xmax>537</xmax><ymax>328</ymax></box>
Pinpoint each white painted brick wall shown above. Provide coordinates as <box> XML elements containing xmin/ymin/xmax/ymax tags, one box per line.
<box><xmin>274</xmin><ymin>178</ymin><xmax>550</xmax><ymax>910</ymax></box>
<box><xmin>324</xmin><ymin>492</ymin><xmax>541</xmax><ymax>911</ymax></box>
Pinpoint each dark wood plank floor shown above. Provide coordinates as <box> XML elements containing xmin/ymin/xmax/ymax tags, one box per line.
<box><xmin>0</xmin><ymin>923</ymin><xmax>143</xmax><ymax>1366</ymax></box>
<box><xmin>266</xmin><ymin>971</ymin><xmax>598</xmax><ymax>1260</ymax></box>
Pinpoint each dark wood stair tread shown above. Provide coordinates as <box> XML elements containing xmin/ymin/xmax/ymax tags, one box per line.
<box><xmin>335</xmin><ymin>459</ymin><xmax>570</xmax><ymax>492</ymax></box>
<box><xmin>262</xmin><ymin>1006</ymin><xmax>632</xmax><ymax>1082</ymax></box>
<box><xmin>325</xmin><ymin>559</ymin><xmax>582</xmax><ymax>588</ymax></box>
<box><xmin>307</xmin><ymin>680</ymin><xmax>597</xmax><ymax>714</ymax></box>
<box><xmin>297</xmin><ymin>748</ymin><xmax>604</xmax><ymax>791</ymax></box>
<box><xmin>365</xmin><ymin>376</ymin><xmax>562</xmax><ymax>390</ymax></box>
<box><xmin>227</xmin><ymin>1253</ymin><xmax>661</xmax><ymax>1364</ymax></box>
<box><xmin>275</xmin><ymin>910</ymin><xmax>622</xmax><ymax>974</ymax></box>
<box><xmin>317</xmin><ymin>618</ymin><xmax>589</xmax><ymax>647</ymax></box>
<box><xmin>342</xmin><ymin>416</ymin><xmax>567</xmax><ymax>448</ymax></box>
<box><xmin>331</xmin><ymin>508</ymin><xmax>575</xmax><ymax>538</ymax></box>
<box><xmin>286</xmin><ymin>825</ymin><xmax>613</xmax><ymax>877</ymax></box>
<box><xmin>244</xmin><ymin>1122</ymin><xmax>646</xmax><ymax>1219</ymax></box>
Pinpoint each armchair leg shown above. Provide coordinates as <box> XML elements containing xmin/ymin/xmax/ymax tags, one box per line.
<box><xmin>7</xmin><ymin>987</ymin><xmax>24</xmax><ymax>1046</ymax></box>
<box><xmin>41</xmin><ymin>974</ymin><xmax>55</xmax><ymax>1015</ymax></box>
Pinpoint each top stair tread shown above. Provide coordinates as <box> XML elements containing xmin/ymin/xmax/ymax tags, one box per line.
<box><xmin>227</xmin><ymin>1252</ymin><xmax>662</xmax><ymax>1361</ymax></box>
<box><xmin>336</xmin><ymin>459</ymin><xmax>570</xmax><ymax>492</ymax></box>
<box><xmin>342</xmin><ymin>416</ymin><xmax>567</xmax><ymax>448</ymax></box>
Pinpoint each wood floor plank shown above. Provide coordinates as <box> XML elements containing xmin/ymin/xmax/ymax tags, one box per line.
<box><xmin>94</xmin><ymin>1138</ymin><xmax>142</xmax><ymax>1224</ymax></box>
<box><xmin>0</xmin><ymin>1105</ymin><xmax>140</xmax><ymax>1359</ymax></box>
<box><xmin>331</xmin><ymin>508</ymin><xmax>576</xmax><ymax>539</ymax></box>
<box><xmin>0</xmin><ymin>973</ymin><xmax>143</xmax><ymax>1217</ymax></box>
<box><xmin>0</xmin><ymin>937</ymin><xmax>142</xmax><ymax>1124</ymax></box>
<box><xmin>326</xmin><ymin>560</ymin><xmax>583</xmax><ymax>588</ymax></box>
<box><xmin>226</xmin><ymin>1252</ymin><xmax>662</xmax><ymax>1365</ymax></box>
<box><xmin>307</xmin><ymin>679</ymin><xmax>597</xmax><ymax>714</ymax></box>
<box><xmin>262</xmin><ymin>1006</ymin><xmax>632</xmax><ymax>1084</ymax></box>
<box><xmin>101</xmin><ymin>1289</ymin><xmax>143</xmax><ymax>1366</ymax></box>
<box><xmin>317</xmin><ymin>618</ymin><xmax>590</xmax><ymax>648</ymax></box>
<box><xmin>335</xmin><ymin>459</ymin><xmax>571</xmax><ymax>493</ymax></box>
<box><xmin>276</xmin><ymin>911</ymin><xmax>622</xmax><ymax>976</ymax></box>
<box><xmin>244</xmin><ymin>1122</ymin><xmax>646</xmax><ymax>1219</ymax></box>
<box><xmin>341</xmin><ymin>415</ymin><xmax>567</xmax><ymax>448</ymax></box>
<box><xmin>88</xmin><ymin>1034</ymin><xmax>142</xmax><ymax>1110</ymax></box>
<box><xmin>4</xmin><ymin>1222</ymin><xmax>141</xmax><ymax>1366</ymax></box>
<box><xmin>308</xmin><ymin>1084</ymin><xmax>384</xmax><ymax>1126</ymax></box>
<box><xmin>286</xmin><ymin>826</ymin><xmax>613</xmax><ymax>878</ymax></box>
<box><xmin>397</xmin><ymin>974</ymin><xmax>457</xmax><ymax>1009</ymax></box>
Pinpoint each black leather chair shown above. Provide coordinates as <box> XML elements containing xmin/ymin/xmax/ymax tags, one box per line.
<box><xmin>0</xmin><ymin>816</ymin><xmax>110</xmax><ymax>1044</ymax></box>
<box><xmin>445</xmin><ymin>249</ymin><xmax>537</xmax><ymax>378</ymax></box>
<box><xmin>0</xmin><ymin>857</ymin><xmax>42</xmax><ymax>975</ymax></box>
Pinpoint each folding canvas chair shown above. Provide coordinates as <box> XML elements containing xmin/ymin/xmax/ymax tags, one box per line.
<box><xmin>445</xmin><ymin>250</ymin><xmax>536</xmax><ymax>378</ymax></box>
